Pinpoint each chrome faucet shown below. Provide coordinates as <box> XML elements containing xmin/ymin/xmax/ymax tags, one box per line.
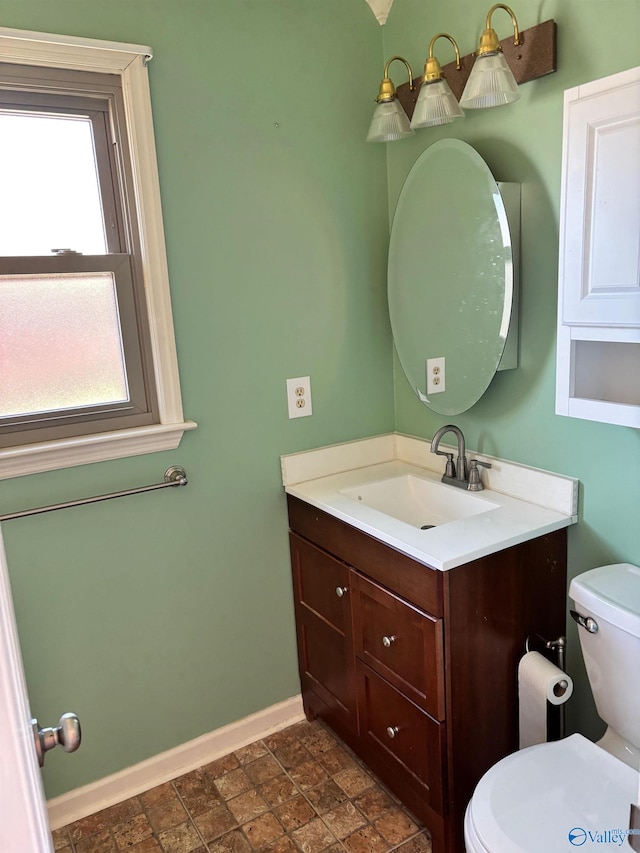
<box><xmin>430</xmin><ymin>424</ymin><xmax>491</xmax><ymax>491</ymax></box>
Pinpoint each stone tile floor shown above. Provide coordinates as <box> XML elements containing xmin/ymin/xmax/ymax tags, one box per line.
<box><xmin>51</xmin><ymin>719</ymin><xmax>432</xmax><ymax>853</ymax></box>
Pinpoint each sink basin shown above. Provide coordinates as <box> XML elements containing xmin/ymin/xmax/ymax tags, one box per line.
<box><xmin>340</xmin><ymin>474</ymin><xmax>498</xmax><ymax>529</ymax></box>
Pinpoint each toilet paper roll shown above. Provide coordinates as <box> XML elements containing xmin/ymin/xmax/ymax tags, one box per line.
<box><xmin>518</xmin><ymin>651</ymin><xmax>573</xmax><ymax>749</ymax></box>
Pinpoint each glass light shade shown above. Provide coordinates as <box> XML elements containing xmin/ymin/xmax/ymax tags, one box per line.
<box><xmin>366</xmin><ymin>99</ymin><xmax>414</xmax><ymax>143</ymax></box>
<box><xmin>410</xmin><ymin>78</ymin><xmax>464</xmax><ymax>129</ymax></box>
<box><xmin>459</xmin><ymin>52</ymin><xmax>520</xmax><ymax>110</ymax></box>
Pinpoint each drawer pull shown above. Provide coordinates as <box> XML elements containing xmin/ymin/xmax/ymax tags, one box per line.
<box><xmin>382</xmin><ymin>635</ymin><xmax>396</xmax><ymax>648</ymax></box>
<box><xmin>335</xmin><ymin>586</ymin><xmax>348</xmax><ymax>598</ymax></box>
<box><xmin>386</xmin><ymin>725</ymin><xmax>400</xmax><ymax>739</ymax></box>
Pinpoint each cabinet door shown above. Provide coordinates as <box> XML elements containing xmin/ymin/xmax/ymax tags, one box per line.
<box><xmin>353</xmin><ymin>573</ymin><xmax>444</xmax><ymax>721</ymax></box>
<box><xmin>289</xmin><ymin>534</ymin><xmax>356</xmax><ymax>734</ymax></box>
<box><xmin>559</xmin><ymin>66</ymin><xmax>640</xmax><ymax>326</ymax></box>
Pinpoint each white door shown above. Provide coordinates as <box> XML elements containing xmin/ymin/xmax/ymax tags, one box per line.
<box><xmin>0</xmin><ymin>524</ymin><xmax>55</xmax><ymax>853</ymax></box>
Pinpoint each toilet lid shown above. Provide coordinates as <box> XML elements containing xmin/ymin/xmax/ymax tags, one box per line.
<box><xmin>469</xmin><ymin>734</ymin><xmax>638</xmax><ymax>853</ymax></box>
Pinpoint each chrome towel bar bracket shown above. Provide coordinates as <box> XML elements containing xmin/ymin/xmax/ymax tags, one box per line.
<box><xmin>0</xmin><ymin>466</ymin><xmax>188</xmax><ymax>522</ymax></box>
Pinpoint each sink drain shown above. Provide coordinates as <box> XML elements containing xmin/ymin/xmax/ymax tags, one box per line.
<box><xmin>420</xmin><ymin>524</ymin><xmax>436</xmax><ymax>530</ymax></box>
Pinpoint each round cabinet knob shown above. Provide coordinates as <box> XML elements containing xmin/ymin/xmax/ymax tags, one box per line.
<box><xmin>382</xmin><ymin>635</ymin><xmax>396</xmax><ymax>648</ymax></box>
<box><xmin>335</xmin><ymin>586</ymin><xmax>348</xmax><ymax>598</ymax></box>
<box><xmin>386</xmin><ymin>726</ymin><xmax>400</xmax><ymax>739</ymax></box>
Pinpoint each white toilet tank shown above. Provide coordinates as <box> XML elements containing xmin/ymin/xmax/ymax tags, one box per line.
<box><xmin>569</xmin><ymin>563</ymin><xmax>640</xmax><ymax>762</ymax></box>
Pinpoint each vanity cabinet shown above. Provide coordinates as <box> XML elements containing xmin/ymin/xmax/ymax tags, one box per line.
<box><xmin>287</xmin><ymin>494</ymin><xmax>567</xmax><ymax>853</ymax></box>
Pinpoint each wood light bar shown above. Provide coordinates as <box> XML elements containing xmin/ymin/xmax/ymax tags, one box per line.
<box><xmin>396</xmin><ymin>19</ymin><xmax>557</xmax><ymax>120</ymax></box>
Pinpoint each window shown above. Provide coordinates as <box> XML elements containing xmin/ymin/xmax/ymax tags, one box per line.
<box><xmin>0</xmin><ymin>28</ymin><xmax>195</xmax><ymax>478</ymax></box>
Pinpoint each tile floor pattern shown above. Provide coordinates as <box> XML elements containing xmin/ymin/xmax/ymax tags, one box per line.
<box><xmin>51</xmin><ymin>719</ymin><xmax>432</xmax><ymax>853</ymax></box>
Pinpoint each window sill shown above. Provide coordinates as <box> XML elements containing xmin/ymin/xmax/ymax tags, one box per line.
<box><xmin>0</xmin><ymin>421</ymin><xmax>198</xmax><ymax>480</ymax></box>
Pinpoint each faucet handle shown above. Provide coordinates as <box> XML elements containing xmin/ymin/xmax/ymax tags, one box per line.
<box><xmin>468</xmin><ymin>459</ymin><xmax>491</xmax><ymax>491</ymax></box>
<box><xmin>434</xmin><ymin>451</ymin><xmax>456</xmax><ymax>478</ymax></box>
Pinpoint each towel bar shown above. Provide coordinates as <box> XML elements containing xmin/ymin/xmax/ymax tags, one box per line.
<box><xmin>0</xmin><ymin>466</ymin><xmax>187</xmax><ymax>522</ymax></box>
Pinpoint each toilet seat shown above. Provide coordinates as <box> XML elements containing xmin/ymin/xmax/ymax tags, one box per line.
<box><xmin>465</xmin><ymin>734</ymin><xmax>638</xmax><ymax>853</ymax></box>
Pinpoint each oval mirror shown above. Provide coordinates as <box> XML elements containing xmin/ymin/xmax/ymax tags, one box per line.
<box><xmin>388</xmin><ymin>139</ymin><xmax>518</xmax><ymax>415</ymax></box>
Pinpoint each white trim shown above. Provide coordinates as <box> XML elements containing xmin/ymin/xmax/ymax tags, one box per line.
<box><xmin>120</xmin><ymin>55</ymin><xmax>185</xmax><ymax>426</ymax></box>
<box><xmin>0</xmin><ymin>421</ymin><xmax>197</xmax><ymax>481</ymax></box>
<box><xmin>47</xmin><ymin>695</ymin><xmax>304</xmax><ymax>831</ymax></box>
<box><xmin>0</xmin><ymin>28</ymin><xmax>195</xmax><ymax>478</ymax></box>
<box><xmin>566</xmin><ymin>396</ymin><xmax>640</xmax><ymax>429</ymax></box>
<box><xmin>0</xmin><ymin>27</ymin><xmax>151</xmax><ymax>71</ymax></box>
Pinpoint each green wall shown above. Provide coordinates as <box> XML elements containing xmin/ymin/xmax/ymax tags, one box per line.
<box><xmin>382</xmin><ymin>0</ymin><xmax>640</xmax><ymax>739</ymax></box>
<box><xmin>1</xmin><ymin>0</ymin><xmax>639</xmax><ymax>800</ymax></box>
<box><xmin>0</xmin><ymin>0</ymin><xmax>394</xmax><ymax>798</ymax></box>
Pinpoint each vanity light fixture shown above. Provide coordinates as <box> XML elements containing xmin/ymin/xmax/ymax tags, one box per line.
<box><xmin>372</xmin><ymin>9</ymin><xmax>557</xmax><ymax>131</ymax></box>
<box><xmin>366</xmin><ymin>56</ymin><xmax>415</xmax><ymax>143</ymax></box>
<box><xmin>459</xmin><ymin>3</ymin><xmax>522</xmax><ymax>110</ymax></box>
<box><xmin>411</xmin><ymin>33</ymin><xmax>464</xmax><ymax>129</ymax></box>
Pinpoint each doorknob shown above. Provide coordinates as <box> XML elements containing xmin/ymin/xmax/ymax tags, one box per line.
<box><xmin>31</xmin><ymin>712</ymin><xmax>81</xmax><ymax>767</ymax></box>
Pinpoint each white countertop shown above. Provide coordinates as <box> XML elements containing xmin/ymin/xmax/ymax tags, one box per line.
<box><xmin>281</xmin><ymin>434</ymin><xmax>578</xmax><ymax>572</ymax></box>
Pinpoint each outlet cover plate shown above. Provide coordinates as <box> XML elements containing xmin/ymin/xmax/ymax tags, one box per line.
<box><xmin>286</xmin><ymin>376</ymin><xmax>312</xmax><ymax>419</ymax></box>
<box><xmin>426</xmin><ymin>357</ymin><xmax>445</xmax><ymax>394</ymax></box>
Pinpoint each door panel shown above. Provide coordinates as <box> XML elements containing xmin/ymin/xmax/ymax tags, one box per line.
<box><xmin>0</xmin><ymin>525</ymin><xmax>54</xmax><ymax>852</ymax></box>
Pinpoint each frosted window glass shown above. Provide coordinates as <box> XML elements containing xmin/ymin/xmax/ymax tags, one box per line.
<box><xmin>0</xmin><ymin>111</ymin><xmax>107</xmax><ymax>256</ymax></box>
<box><xmin>0</xmin><ymin>273</ymin><xmax>128</xmax><ymax>418</ymax></box>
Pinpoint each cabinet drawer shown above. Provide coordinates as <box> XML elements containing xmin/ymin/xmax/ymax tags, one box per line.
<box><xmin>357</xmin><ymin>663</ymin><xmax>446</xmax><ymax>816</ymax></box>
<box><xmin>290</xmin><ymin>533</ymin><xmax>351</xmax><ymax>632</ymax></box>
<box><xmin>354</xmin><ymin>573</ymin><xmax>444</xmax><ymax>720</ymax></box>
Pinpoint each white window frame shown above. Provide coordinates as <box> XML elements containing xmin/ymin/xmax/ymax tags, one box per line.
<box><xmin>0</xmin><ymin>27</ymin><xmax>196</xmax><ymax>479</ymax></box>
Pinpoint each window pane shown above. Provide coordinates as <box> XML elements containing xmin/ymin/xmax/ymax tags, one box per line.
<box><xmin>0</xmin><ymin>273</ymin><xmax>128</xmax><ymax>419</ymax></box>
<box><xmin>0</xmin><ymin>111</ymin><xmax>107</xmax><ymax>256</ymax></box>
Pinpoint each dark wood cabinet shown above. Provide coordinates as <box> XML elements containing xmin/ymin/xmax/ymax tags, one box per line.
<box><xmin>287</xmin><ymin>494</ymin><xmax>567</xmax><ymax>853</ymax></box>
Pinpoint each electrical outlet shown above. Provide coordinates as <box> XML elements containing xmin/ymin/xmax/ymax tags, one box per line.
<box><xmin>286</xmin><ymin>376</ymin><xmax>312</xmax><ymax>419</ymax></box>
<box><xmin>426</xmin><ymin>357</ymin><xmax>446</xmax><ymax>394</ymax></box>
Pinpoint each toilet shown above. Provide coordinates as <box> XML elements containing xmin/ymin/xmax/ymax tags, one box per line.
<box><xmin>465</xmin><ymin>563</ymin><xmax>640</xmax><ymax>853</ymax></box>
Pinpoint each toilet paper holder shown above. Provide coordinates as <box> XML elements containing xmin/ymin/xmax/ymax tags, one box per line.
<box><xmin>525</xmin><ymin>633</ymin><xmax>567</xmax><ymax>737</ymax></box>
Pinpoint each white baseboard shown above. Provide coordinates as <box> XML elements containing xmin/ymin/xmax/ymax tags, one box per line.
<box><xmin>48</xmin><ymin>694</ymin><xmax>304</xmax><ymax>830</ymax></box>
